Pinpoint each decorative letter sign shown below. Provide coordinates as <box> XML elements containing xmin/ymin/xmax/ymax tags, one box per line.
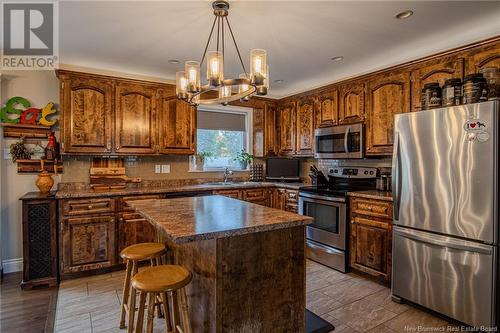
<box><xmin>0</xmin><ymin>97</ymin><xmax>58</xmax><ymax>127</ymax></box>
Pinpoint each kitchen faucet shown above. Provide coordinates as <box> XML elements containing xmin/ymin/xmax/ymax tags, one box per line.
<box><xmin>223</xmin><ymin>167</ymin><xmax>233</xmax><ymax>183</ymax></box>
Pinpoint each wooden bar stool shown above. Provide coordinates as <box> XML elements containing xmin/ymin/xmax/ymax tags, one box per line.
<box><xmin>131</xmin><ymin>265</ymin><xmax>192</xmax><ymax>333</ymax></box>
<box><xmin>119</xmin><ymin>242</ymin><xmax>167</xmax><ymax>332</ymax></box>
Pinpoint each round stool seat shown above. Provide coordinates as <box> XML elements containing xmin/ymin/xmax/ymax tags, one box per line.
<box><xmin>120</xmin><ymin>242</ymin><xmax>166</xmax><ymax>261</ymax></box>
<box><xmin>131</xmin><ymin>265</ymin><xmax>192</xmax><ymax>293</ymax></box>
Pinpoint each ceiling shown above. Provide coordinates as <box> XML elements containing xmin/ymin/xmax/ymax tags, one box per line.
<box><xmin>59</xmin><ymin>1</ymin><xmax>500</xmax><ymax>98</ymax></box>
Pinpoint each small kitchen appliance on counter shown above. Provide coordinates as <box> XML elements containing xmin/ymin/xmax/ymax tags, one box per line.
<box><xmin>265</xmin><ymin>157</ymin><xmax>300</xmax><ymax>182</ymax></box>
<box><xmin>299</xmin><ymin>166</ymin><xmax>377</xmax><ymax>272</ymax></box>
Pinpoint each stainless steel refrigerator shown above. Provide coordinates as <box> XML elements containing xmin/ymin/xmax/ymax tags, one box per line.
<box><xmin>392</xmin><ymin>100</ymin><xmax>498</xmax><ymax>328</ymax></box>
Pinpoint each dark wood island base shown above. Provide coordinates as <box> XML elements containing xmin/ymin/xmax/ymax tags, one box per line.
<box><xmin>128</xmin><ymin>196</ymin><xmax>312</xmax><ymax>332</ymax></box>
<box><xmin>162</xmin><ymin>226</ymin><xmax>306</xmax><ymax>332</ymax></box>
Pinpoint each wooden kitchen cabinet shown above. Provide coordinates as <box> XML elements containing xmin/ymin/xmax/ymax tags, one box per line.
<box><xmin>213</xmin><ymin>189</ymin><xmax>242</xmax><ymax>200</ymax></box>
<box><xmin>339</xmin><ymin>82</ymin><xmax>365</xmax><ymax>124</ymax></box>
<box><xmin>264</xmin><ymin>103</ymin><xmax>278</xmax><ymax>156</ymax></box>
<box><xmin>61</xmin><ymin>214</ymin><xmax>116</xmax><ymax>274</ymax></box>
<box><xmin>57</xmin><ymin>70</ymin><xmax>196</xmax><ymax>156</ymax></box>
<box><xmin>410</xmin><ymin>57</ymin><xmax>464</xmax><ymax>111</ymax></box>
<box><xmin>242</xmin><ymin>188</ymin><xmax>272</xmax><ymax>207</ymax></box>
<box><xmin>273</xmin><ymin>188</ymin><xmax>299</xmax><ymax>213</ymax></box>
<box><xmin>296</xmin><ymin>97</ymin><xmax>315</xmax><ymax>156</ymax></box>
<box><xmin>118</xmin><ymin>211</ymin><xmax>156</xmax><ymax>254</ymax></box>
<box><xmin>365</xmin><ymin>71</ymin><xmax>410</xmax><ymax>156</ymax></box>
<box><xmin>316</xmin><ymin>89</ymin><xmax>339</xmax><ymax>128</ymax></box>
<box><xmin>277</xmin><ymin>102</ymin><xmax>297</xmax><ymax>155</ymax></box>
<box><xmin>114</xmin><ymin>82</ymin><xmax>159</xmax><ymax>154</ymax></box>
<box><xmin>465</xmin><ymin>40</ymin><xmax>500</xmax><ymax>74</ymax></box>
<box><xmin>59</xmin><ymin>75</ymin><xmax>113</xmax><ymax>154</ymax></box>
<box><xmin>158</xmin><ymin>94</ymin><xmax>196</xmax><ymax>155</ymax></box>
<box><xmin>349</xmin><ymin>197</ymin><xmax>393</xmax><ymax>282</ymax></box>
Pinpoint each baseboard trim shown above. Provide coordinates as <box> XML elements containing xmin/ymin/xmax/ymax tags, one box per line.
<box><xmin>2</xmin><ymin>258</ymin><xmax>23</xmax><ymax>273</ymax></box>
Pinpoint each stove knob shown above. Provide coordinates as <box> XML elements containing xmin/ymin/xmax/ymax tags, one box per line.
<box><xmin>334</xmin><ymin>169</ymin><xmax>338</xmax><ymax>173</ymax></box>
<box><xmin>369</xmin><ymin>171</ymin><xmax>374</xmax><ymax>175</ymax></box>
<box><xmin>364</xmin><ymin>170</ymin><xmax>368</xmax><ymax>175</ymax></box>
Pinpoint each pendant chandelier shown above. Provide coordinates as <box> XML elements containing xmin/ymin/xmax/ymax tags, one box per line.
<box><xmin>175</xmin><ymin>0</ymin><xmax>269</xmax><ymax>106</ymax></box>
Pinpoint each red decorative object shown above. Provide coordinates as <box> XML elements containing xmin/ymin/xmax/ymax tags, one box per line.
<box><xmin>20</xmin><ymin>108</ymin><xmax>41</xmax><ymax>125</ymax></box>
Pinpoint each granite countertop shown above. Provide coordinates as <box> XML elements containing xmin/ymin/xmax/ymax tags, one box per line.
<box><xmin>55</xmin><ymin>181</ymin><xmax>306</xmax><ymax>199</ymax></box>
<box><xmin>127</xmin><ymin>196</ymin><xmax>313</xmax><ymax>244</ymax></box>
<box><xmin>348</xmin><ymin>190</ymin><xmax>393</xmax><ymax>202</ymax></box>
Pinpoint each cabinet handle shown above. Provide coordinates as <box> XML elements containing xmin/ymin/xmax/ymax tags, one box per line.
<box><xmin>116</xmin><ymin>145</ymin><xmax>121</xmax><ymax>150</ymax></box>
<box><xmin>88</xmin><ymin>205</ymin><xmax>93</xmax><ymax>209</ymax></box>
<box><xmin>106</xmin><ymin>143</ymin><xmax>111</xmax><ymax>151</ymax></box>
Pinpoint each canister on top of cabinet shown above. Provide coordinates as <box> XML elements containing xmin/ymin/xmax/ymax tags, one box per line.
<box><xmin>480</xmin><ymin>67</ymin><xmax>500</xmax><ymax>100</ymax></box>
<box><xmin>462</xmin><ymin>73</ymin><xmax>488</xmax><ymax>104</ymax></box>
<box><xmin>442</xmin><ymin>78</ymin><xmax>462</xmax><ymax>107</ymax></box>
<box><xmin>421</xmin><ymin>82</ymin><xmax>442</xmax><ymax>110</ymax></box>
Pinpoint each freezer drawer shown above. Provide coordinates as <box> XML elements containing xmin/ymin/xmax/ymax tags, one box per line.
<box><xmin>392</xmin><ymin>226</ymin><xmax>497</xmax><ymax>327</ymax></box>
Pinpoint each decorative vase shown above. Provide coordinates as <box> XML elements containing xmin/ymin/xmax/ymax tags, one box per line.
<box><xmin>36</xmin><ymin>171</ymin><xmax>54</xmax><ymax>194</ymax></box>
<box><xmin>239</xmin><ymin>160</ymin><xmax>248</xmax><ymax>170</ymax></box>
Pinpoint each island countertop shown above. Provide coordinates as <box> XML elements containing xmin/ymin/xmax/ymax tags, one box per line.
<box><xmin>127</xmin><ymin>195</ymin><xmax>313</xmax><ymax>244</ymax></box>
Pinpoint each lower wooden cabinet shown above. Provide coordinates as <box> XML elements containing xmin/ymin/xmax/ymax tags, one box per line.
<box><xmin>273</xmin><ymin>188</ymin><xmax>298</xmax><ymax>213</ymax></box>
<box><xmin>61</xmin><ymin>214</ymin><xmax>116</xmax><ymax>274</ymax></box>
<box><xmin>213</xmin><ymin>189</ymin><xmax>242</xmax><ymax>199</ymax></box>
<box><xmin>118</xmin><ymin>212</ymin><xmax>155</xmax><ymax>255</ymax></box>
<box><xmin>349</xmin><ymin>197</ymin><xmax>393</xmax><ymax>282</ymax></box>
<box><xmin>21</xmin><ymin>194</ymin><xmax>58</xmax><ymax>289</ymax></box>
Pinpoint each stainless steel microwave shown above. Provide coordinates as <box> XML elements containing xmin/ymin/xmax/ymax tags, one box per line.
<box><xmin>314</xmin><ymin>123</ymin><xmax>364</xmax><ymax>159</ymax></box>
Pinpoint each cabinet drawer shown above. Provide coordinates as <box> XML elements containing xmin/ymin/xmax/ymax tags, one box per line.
<box><xmin>285</xmin><ymin>190</ymin><xmax>298</xmax><ymax>203</ymax></box>
<box><xmin>62</xmin><ymin>198</ymin><xmax>115</xmax><ymax>216</ymax></box>
<box><xmin>118</xmin><ymin>195</ymin><xmax>163</xmax><ymax>211</ymax></box>
<box><xmin>213</xmin><ymin>189</ymin><xmax>241</xmax><ymax>199</ymax></box>
<box><xmin>243</xmin><ymin>188</ymin><xmax>267</xmax><ymax>201</ymax></box>
<box><xmin>350</xmin><ymin>197</ymin><xmax>393</xmax><ymax>219</ymax></box>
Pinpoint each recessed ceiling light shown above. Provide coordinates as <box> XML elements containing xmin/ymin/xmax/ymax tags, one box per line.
<box><xmin>331</xmin><ymin>56</ymin><xmax>344</xmax><ymax>62</ymax></box>
<box><xmin>395</xmin><ymin>10</ymin><xmax>413</xmax><ymax>19</ymax></box>
<box><xmin>168</xmin><ymin>59</ymin><xmax>180</xmax><ymax>64</ymax></box>
<box><xmin>274</xmin><ymin>79</ymin><xmax>284</xmax><ymax>84</ymax></box>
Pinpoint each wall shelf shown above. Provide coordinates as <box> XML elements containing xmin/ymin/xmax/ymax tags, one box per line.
<box><xmin>16</xmin><ymin>159</ymin><xmax>63</xmax><ymax>174</ymax></box>
<box><xmin>2</xmin><ymin>123</ymin><xmax>52</xmax><ymax>139</ymax></box>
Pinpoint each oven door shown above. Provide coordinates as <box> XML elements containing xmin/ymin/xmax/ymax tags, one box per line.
<box><xmin>299</xmin><ymin>192</ymin><xmax>347</xmax><ymax>250</ymax></box>
<box><xmin>314</xmin><ymin>123</ymin><xmax>363</xmax><ymax>159</ymax></box>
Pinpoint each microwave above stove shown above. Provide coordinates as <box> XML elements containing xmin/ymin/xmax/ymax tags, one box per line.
<box><xmin>314</xmin><ymin>123</ymin><xmax>364</xmax><ymax>159</ymax></box>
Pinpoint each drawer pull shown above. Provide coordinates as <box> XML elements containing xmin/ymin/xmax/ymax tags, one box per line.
<box><xmin>88</xmin><ymin>205</ymin><xmax>93</xmax><ymax>209</ymax></box>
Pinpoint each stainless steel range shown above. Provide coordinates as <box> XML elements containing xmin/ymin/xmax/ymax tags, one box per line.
<box><xmin>299</xmin><ymin>167</ymin><xmax>377</xmax><ymax>272</ymax></box>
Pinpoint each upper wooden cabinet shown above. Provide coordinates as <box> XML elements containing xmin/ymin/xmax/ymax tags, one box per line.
<box><xmin>366</xmin><ymin>71</ymin><xmax>410</xmax><ymax>156</ymax></box>
<box><xmin>114</xmin><ymin>82</ymin><xmax>159</xmax><ymax>154</ymax></box>
<box><xmin>296</xmin><ymin>97</ymin><xmax>315</xmax><ymax>156</ymax></box>
<box><xmin>59</xmin><ymin>75</ymin><xmax>113</xmax><ymax>154</ymax></box>
<box><xmin>339</xmin><ymin>82</ymin><xmax>365</xmax><ymax>124</ymax></box>
<box><xmin>264</xmin><ymin>103</ymin><xmax>277</xmax><ymax>156</ymax></box>
<box><xmin>465</xmin><ymin>40</ymin><xmax>500</xmax><ymax>74</ymax></box>
<box><xmin>277</xmin><ymin>102</ymin><xmax>297</xmax><ymax>156</ymax></box>
<box><xmin>57</xmin><ymin>70</ymin><xmax>196</xmax><ymax>156</ymax></box>
<box><xmin>316</xmin><ymin>90</ymin><xmax>339</xmax><ymax>128</ymax></box>
<box><xmin>158</xmin><ymin>94</ymin><xmax>196</xmax><ymax>155</ymax></box>
<box><xmin>410</xmin><ymin>57</ymin><xmax>464</xmax><ymax>111</ymax></box>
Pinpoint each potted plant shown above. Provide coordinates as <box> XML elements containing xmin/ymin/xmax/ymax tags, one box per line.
<box><xmin>234</xmin><ymin>150</ymin><xmax>253</xmax><ymax>170</ymax></box>
<box><xmin>195</xmin><ymin>151</ymin><xmax>213</xmax><ymax>170</ymax></box>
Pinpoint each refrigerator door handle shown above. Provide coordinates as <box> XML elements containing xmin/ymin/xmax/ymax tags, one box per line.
<box><xmin>394</xmin><ymin>227</ymin><xmax>493</xmax><ymax>255</ymax></box>
<box><xmin>344</xmin><ymin>126</ymin><xmax>350</xmax><ymax>153</ymax></box>
<box><xmin>392</xmin><ymin>132</ymin><xmax>401</xmax><ymax>221</ymax></box>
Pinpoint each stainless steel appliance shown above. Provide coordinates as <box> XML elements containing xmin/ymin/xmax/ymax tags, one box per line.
<box><xmin>392</xmin><ymin>100</ymin><xmax>499</xmax><ymax>328</ymax></box>
<box><xmin>314</xmin><ymin>123</ymin><xmax>364</xmax><ymax>159</ymax></box>
<box><xmin>299</xmin><ymin>167</ymin><xmax>377</xmax><ymax>272</ymax></box>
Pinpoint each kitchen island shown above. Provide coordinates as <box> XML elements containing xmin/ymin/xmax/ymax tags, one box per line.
<box><xmin>128</xmin><ymin>195</ymin><xmax>313</xmax><ymax>332</ymax></box>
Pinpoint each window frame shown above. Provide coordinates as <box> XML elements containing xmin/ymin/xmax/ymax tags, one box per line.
<box><xmin>191</xmin><ymin>104</ymin><xmax>253</xmax><ymax>172</ymax></box>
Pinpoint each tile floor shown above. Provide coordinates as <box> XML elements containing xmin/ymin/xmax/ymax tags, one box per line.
<box><xmin>53</xmin><ymin>260</ymin><xmax>454</xmax><ymax>333</ymax></box>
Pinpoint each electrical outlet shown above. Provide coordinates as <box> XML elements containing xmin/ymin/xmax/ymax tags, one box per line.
<box><xmin>161</xmin><ymin>165</ymin><xmax>170</xmax><ymax>173</ymax></box>
<box><xmin>155</xmin><ymin>165</ymin><xmax>161</xmax><ymax>174</ymax></box>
